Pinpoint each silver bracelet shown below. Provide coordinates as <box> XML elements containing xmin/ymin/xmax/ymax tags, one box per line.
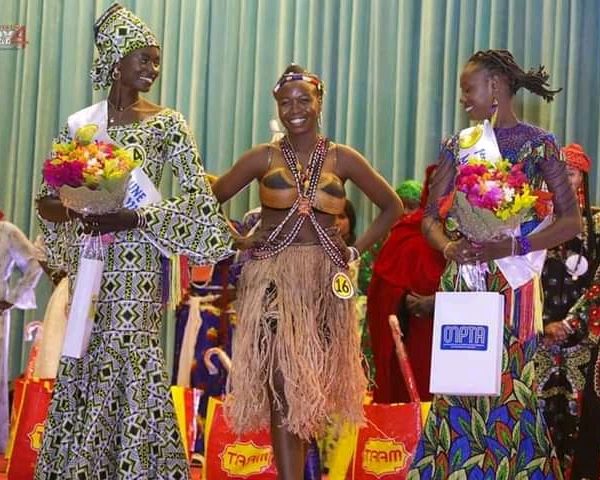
<box><xmin>135</xmin><ymin>210</ymin><xmax>146</xmax><ymax>229</ymax></box>
<box><xmin>348</xmin><ymin>246</ymin><xmax>360</xmax><ymax>262</ymax></box>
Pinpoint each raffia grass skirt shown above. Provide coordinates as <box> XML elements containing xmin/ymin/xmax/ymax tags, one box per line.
<box><xmin>224</xmin><ymin>245</ymin><xmax>367</xmax><ymax>440</ymax></box>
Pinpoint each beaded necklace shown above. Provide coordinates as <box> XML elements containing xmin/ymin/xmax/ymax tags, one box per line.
<box><xmin>253</xmin><ymin>136</ymin><xmax>347</xmax><ymax>267</ymax></box>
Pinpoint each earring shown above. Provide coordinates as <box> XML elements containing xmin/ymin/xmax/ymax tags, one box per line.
<box><xmin>112</xmin><ymin>68</ymin><xmax>121</xmax><ymax>81</ymax></box>
<box><xmin>318</xmin><ymin>111</ymin><xmax>323</xmax><ymax>129</ymax></box>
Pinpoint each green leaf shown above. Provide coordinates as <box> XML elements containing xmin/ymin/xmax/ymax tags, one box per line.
<box><xmin>513</xmin><ymin>379</ymin><xmax>532</xmax><ymax>407</ymax></box>
<box><xmin>463</xmin><ymin>453</ymin><xmax>485</xmax><ymax>469</ymax></box>
<box><xmin>439</xmin><ymin>419</ymin><xmax>451</xmax><ymax>452</ymax></box>
<box><xmin>476</xmin><ymin>396</ymin><xmax>490</xmax><ymax>422</ymax></box>
<box><xmin>525</xmin><ymin>457</ymin><xmax>546</xmax><ymax>471</ymax></box>
<box><xmin>416</xmin><ymin>454</ymin><xmax>435</xmax><ymax>469</ymax></box>
<box><xmin>497</xmin><ymin>457</ymin><xmax>510</xmax><ymax>480</ymax></box>
<box><xmin>470</xmin><ymin>408</ymin><xmax>487</xmax><ymax>449</ymax></box>
<box><xmin>534</xmin><ymin>412</ymin><xmax>549</xmax><ymax>452</ymax></box>
<box><xmin>407</xmin><ymin>470</ymin><xmax>421</xmax><ymax>480</ymax></box>
<box><xmin>521</xmin><ymin>362</ymin><xmax>535</xmax><ymax>388</ymax></box>
<box><xmin>424</xmin><ymin>413</ymin><xmax>437</xmax><ymax>446</ymax></box>
<box><xmin>512</xmin><ymin>420</ymin><xmax>521</xmax><ymax>447</ymax></box>
<box><xmin>447</xmin><ymin>470</ymin><xmax>468</xmax><ymax>480</ymax></box>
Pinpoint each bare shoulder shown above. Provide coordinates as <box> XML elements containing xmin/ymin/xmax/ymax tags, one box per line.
<box><xmin>334</xmin><ymin>143</ymin><xmax>366</xmax><ymax>162</ymax></box>
<box><xmin>234</xmin><ymin>143</ymin><xmax>275</xmax><ymax>179</ymax></box>
<box><xmin>331</xmin><ymin>143</ymin><xmax>370</xmax><ymax>179</ymax></box>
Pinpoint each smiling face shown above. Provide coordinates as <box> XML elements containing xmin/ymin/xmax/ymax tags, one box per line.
<box><xmin>117</xmin><ymin>46</ymin><xmax>161</xmax><ymax>92</ymax></box>
<box><xmin>459</xmin><ymin>62</ymin><xmax>496</xmax><ymax>121</ymax></box>
<box><xmin>275</xmin><ymin>80</ymin><xmax>321</xmax><ymax>135</ymax></box>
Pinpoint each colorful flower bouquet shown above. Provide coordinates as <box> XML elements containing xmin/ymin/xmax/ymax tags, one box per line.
<box><xmin>441</xmin><ymin>158</ymin><xmax>548</xmax><ymax>243</ymax></box>
<box><xmin>42</xmin><ymin>125</ymin><xmax>137</xmax><ymax>215</ymax></box>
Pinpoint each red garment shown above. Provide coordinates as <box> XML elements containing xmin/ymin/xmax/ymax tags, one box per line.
<box><xmin>366</xmin><ymin>209</ymin><xmax>446</xmax><ymax>403</ymax></box>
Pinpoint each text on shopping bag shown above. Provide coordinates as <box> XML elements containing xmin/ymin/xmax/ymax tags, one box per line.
<box><xmin>362</xmin><ymin>438</ymin><xmax>411</xmax><ymax>476</ymax></box>
<box><xmin>220</xmin><ymin>441</ymin><xmax>273</xmax><ymax>477</ymax></box>
<box><xmin>440</xmin><ymin>324</ymin><xmax>488</xmax><ymax>350</ymax></box>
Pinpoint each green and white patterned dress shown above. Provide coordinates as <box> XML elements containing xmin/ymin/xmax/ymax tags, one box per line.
<box><xmin>35</xmin><ymin>109</ymin><xmax>233</xmax><ymax>479</ymax></box>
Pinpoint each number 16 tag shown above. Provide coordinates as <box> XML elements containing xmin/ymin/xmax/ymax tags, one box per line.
<box><xmin>332</xmin><ymin>272</ymin><xmax>355</xmax><ymax>299</ymax></box>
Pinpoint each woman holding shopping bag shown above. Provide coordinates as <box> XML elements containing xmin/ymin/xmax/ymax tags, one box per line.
<box><xmin>35</xmin><ymin>4</ymin><xmax>232</xmax><ymax>478</ymax></box>
<box><xmin>408</xmin><ymin>49</ymin><xmax>580</xmax><ymax>478</ymax></box>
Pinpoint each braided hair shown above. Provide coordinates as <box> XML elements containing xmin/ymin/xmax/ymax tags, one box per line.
<box><xmin>468</xmin><ymin>49</ymin><xmax>561</xmax><ymax>102</ymax></box>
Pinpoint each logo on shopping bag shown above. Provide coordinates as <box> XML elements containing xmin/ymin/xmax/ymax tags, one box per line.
<box><xmin>27</xmin><ymin>423</ymin><xmax>45</xmax><ymax>451</ymax></box>
<box><xmin>220</xmin><ymin>441</ymin><xmax>273</xmax><ymax>477</ymax></box>
<box><xmin>441</xmin><ymin>325</ymin><xmax>488</xmax><ymax>351</ymax></box>
<box><xmin>362</xmin><ymin>438</ymin><xmax>410</xmax><ymax>477</ymax></box>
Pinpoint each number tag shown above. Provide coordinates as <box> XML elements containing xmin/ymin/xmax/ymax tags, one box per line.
<box><xmin>332</xmin><ymin>272</ymin><xmax>354</xmax><ymax>299</ymax></box>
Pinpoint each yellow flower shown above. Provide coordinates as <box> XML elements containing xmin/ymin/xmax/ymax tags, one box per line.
<box><xmin>76</xmin><ymin>124</ymin><xmax>99</xmax><ymax>145</ymax></box>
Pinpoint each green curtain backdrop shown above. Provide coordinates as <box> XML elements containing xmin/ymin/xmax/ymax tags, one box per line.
<box><xmin>1</xmin><ymin>0</ymin><xmax>599</xmax><ymax>379</ymax></box>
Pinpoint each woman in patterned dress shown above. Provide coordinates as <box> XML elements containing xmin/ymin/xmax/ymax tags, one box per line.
<box><xmin>535</xmin><ymin>144</ymin><xmax>599</xmax><ymax>479</ymax></box>
<box><xmin>35</xmin><ymin>4</ymin><xmax>232</xmax><ymax>479</ymax></box>
<box><xmin>408</xmin><ymin>50</ymin><xmax>580</xmax><ymax>479</ymax></box>
<box><xmin>212</xmin><ymin>64</ymin><xmax>403</xmax><ymax>479</ymax></box>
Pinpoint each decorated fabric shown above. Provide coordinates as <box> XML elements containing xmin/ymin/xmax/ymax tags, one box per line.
<box><xmin>90</xmin><ymin>3</ymin><xmax>160</xmax><ymax>90</ymax></box>
<box><xmin>409</xmin><ymin>123</ymin><xmax>565</xmax><ymax>479</ymax></box>
<box><xmin>35</xmin><ymin>109</ymin><xmax>233</xmax><ymax>479</ymax></box>
<box><xmin>409</xmin><ymin>263</ymin><xmax>563</xmax><ymax>479</ymax></box>
<box><xmin>534</xmin><ymin>212</ymin><xmax>600</xmax><ymax>477</ymax></box>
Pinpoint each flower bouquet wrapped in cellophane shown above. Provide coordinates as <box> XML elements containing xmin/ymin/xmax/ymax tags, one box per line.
<box><xmin>42</xmin><ymin>124</ymin><xmax>137</xmax><ymax>215</ymax></box>
<box><xmin>441</xmin><ymin>158</ymin><xmax>546</xmax><ymax>243</ymax></box>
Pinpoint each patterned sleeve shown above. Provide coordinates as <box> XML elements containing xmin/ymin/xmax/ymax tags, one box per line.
<box><xmin>537</xmin><ymin>134</ymin><xmax>579</xmax><ymax>218</ymax></box>
<box><xmin>36</xmin><ymin>124</ymin><xmax>72</xmax><ymax>272</ymax></box>
<box><xmin>138</xmin><ymin>112</ymin><xmax>234</xmax><ymax>265</ymax></box>
<box><xmin>424</xmin><ymin>135</ymin><xmax>458</xmax><ymax>220</ymax></box>
<box><xmin>4</xmin><ymin>222</ymin><xmax>43</xmax><ymax>309</ymax></box>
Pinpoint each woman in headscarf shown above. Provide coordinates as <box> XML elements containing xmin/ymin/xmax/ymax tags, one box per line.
<box><xmin>0</xmin><ymin>209</ymin><xmax>42</xmax><ymax>452</ymax></box>
<box><xmin>534</xmin><ymin>144</ymin><xmax>599</xmax><ymax>479</ymax></box>
<box><xmin>35</xmin><ymin>4</ymin><xmax>232</xmax><ymax>478</ymax></box>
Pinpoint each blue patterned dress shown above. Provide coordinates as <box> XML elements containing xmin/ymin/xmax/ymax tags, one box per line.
<box><xmin>408</xmin><ymin>123</ymin><xmax>572</xmax><ymax>480</ymax></box>
<box><xmin>35</xmin><ymin>109</ymin><xmax>233</xmax><ymax>479</ymax></box>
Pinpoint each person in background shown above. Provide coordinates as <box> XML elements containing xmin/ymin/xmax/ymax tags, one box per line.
<box><xmin>535</xmin><ymin>143</ymin><xmax>600</xmax><ymax>479</ymax></box>
<box><xmin>367</xmin><ymin>167</ymin><xmax>446</xmax><ymax>403</ymax></box>
<box><xmin>0</xmin><ymin>209</ymin><xmax>42</xmax><ymax>452</ymax></box>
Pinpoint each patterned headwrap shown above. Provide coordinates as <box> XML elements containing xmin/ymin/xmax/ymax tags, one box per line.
<box><xmin>395</xmin><ymin>179</ymin><xmax>423</xmax><ymax>203</ymax></box>
<box><xmin>272</xmin><ymin>68</ymin><xmax>325</xmax><ymax>98</ymax></box>
<box><xmin>562</xmin><ymin>143</ymin><xmax>591</xmax><ymax>173</ymax></box>
<box><xmin>90</xmin><ymin>3</ymin><xmax>160</xmax><ymax>90</ymax></box>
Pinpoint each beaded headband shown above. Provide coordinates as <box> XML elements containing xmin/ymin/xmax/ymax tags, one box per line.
<box><xmin>272</xmin><ymin>72</ymin><xmax>325</xmax><ymax>97</ymax></box>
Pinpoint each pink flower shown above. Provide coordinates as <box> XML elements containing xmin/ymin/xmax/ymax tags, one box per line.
<box><xmin>42</xmin><ymin>158</ymin><xmax>85</xmax><ymax>188</ymax></box>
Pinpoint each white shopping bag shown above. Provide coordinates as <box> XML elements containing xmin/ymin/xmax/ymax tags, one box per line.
<box><xmin>430</xmin><ymin>291</ymin><xmax>504</xmax><ymax>396</ymax></box>
<box><xmin>62</xmin><ymin>239</ymin><xmax>104</xmax><ymax>358</ymax></box>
